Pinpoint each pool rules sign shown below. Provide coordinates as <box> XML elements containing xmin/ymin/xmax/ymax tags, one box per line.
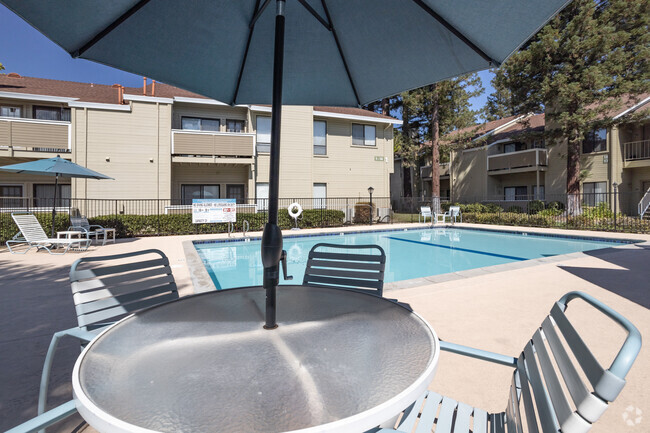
<box><xmin>192</xmin><ymin>199</ymin><xmax>236</xmax><ymax>224</ymax></box>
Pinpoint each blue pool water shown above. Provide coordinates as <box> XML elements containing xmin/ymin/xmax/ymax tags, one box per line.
<box><xmin>194</xmin><ymin>228</ymin><xmax>631</xmax><ymax>290</ymax></box>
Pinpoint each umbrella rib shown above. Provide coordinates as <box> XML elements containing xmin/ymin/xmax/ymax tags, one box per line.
<box><xmin>320</xmin><ymin>0</ymin><xmax>361</xmax><ymax>107</ymax></box>
<box><xmin>297</xmin><ymin>0</ymin><xmax>331</xmax><ymax>30</ymax></box>
<box><xmin>72</xmin><ymin>0</ymin><xmax>152</xmax><ymax>58</ymax></box>
<box><xmin>411</xmin><ymin>0</ymin><xmax>500</xmax><ymax>67</ymax></box>
<box><xmin>232</xmin><ymin>0</ymin><xmax>265</xmax><ymax>105</ymax></box>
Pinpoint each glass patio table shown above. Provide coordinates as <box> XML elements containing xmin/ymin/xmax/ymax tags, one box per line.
<box><xmin>72</xmin><ymin>285</ymin><xmax>439</xmax><ymax>433</ymax></box>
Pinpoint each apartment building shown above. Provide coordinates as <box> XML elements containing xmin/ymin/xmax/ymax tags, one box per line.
<box><xmin>0</xmin><ymin>74</ymin><xmax>398</xmax><ymax>208</ymax></box>
<box><xmin>406</xmin><ymin>94</ymin><xmax>650</xmax><ymax>215</ymax></box>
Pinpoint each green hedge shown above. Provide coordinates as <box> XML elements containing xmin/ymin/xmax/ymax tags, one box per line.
<box><xmin>0</xmin><ymin>209</ymin><xmax>346</xmax><ymax>241</ymax></box>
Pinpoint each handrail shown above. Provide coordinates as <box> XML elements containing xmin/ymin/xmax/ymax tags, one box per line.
<box><xmin>638</xmin><ymin>186</ymin><xmax>650</xmax><ymax>218</ymax></box>
<box><xmin>624</xmin><ymin>139</ymin><xmax>650</xmax><ymax>161</ymax></box>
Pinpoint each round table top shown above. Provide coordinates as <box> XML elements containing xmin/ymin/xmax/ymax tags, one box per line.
<box><xmin>73</xmin><ymin>286</ymin><xmax>439</xmax><ymax>433</ymax></box>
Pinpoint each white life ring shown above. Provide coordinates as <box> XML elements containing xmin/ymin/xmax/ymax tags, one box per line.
<box><xmin>288</xmin><ymin>202</ymin><xmax>303</xmax><ymax>219</ymax></box>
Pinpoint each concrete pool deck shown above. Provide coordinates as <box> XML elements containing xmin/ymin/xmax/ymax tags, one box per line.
<box><xmin>1</xmin><ymin>223</ymin><xmax>648</xmax><ymax>432</ymax></box>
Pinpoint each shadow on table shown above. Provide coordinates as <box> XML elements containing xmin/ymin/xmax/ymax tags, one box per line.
<box><xmin>558</xmin><ymin>244</ymin><xmax>650</xmax><ymax>309</ymax></box>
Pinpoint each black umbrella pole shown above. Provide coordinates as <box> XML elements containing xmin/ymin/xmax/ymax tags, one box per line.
<box><xmin>262</xmin><ymin>0</ymin><xmax>285</xmax><ymax>330</ymax></box>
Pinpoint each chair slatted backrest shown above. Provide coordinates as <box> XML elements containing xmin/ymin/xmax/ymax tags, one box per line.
<box><xmin>505</xmin><ymin>292</ymin><xmax>641</xmax><ymax>433</ymax></box>
<box><xmin>70</xmin><ymin>216</ymin><xmax>91</xmax><ymax>231</ymax></box>
<box><xmin>449</xmin><ymin>206</ymin><xmax>460</xmax><ymax>217</ymax></box>
<box><xmin>12</xmin><ymin>213</ymin><xmax>49</xmax><ymax>242</ymax></box>
<box><xmin>420</xmin><ymin>206</ymin><xmax>432</xmax><ymax>217</ymax></box>
<box><xmin>302</xmin><ymin>243</ymin><xmax>386</xmax><ymax>296</ymax></box>
<box><xmin>70</xmin><ymin>249</ymin><xmax>179</xmax><ymax>330</ymax></box>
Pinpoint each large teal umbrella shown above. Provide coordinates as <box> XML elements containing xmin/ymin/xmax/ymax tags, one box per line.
<box><xmin>0</xmin><ymin>156</ymin><xmax>113</xmax><ymax>237</ymax></box>
<box><xmin>1</xmin><ymin>0</ymin><xmax>569</xmax><ymax>327</ymax></box>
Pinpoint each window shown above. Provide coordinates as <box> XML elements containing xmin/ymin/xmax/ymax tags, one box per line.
<box><xmin>226</xmin><ymin>184</ymin><xmax>245</xmax><ymax>203</ymax></box>
<box><xmin>256</xmin><ymin>116</ymin><xmax>271</xmax><ymax>153</ymax></box>
<box><xmin>33</xmin><ymin>106</ymin><xmax>71</xmax><ymax>121</ymax></box>
<box><xmin>533</xmin><ymin>185</ymin><xmax>545</xmax><ymax>200</ymax></box>
<box><xmin>256</xmin><ymin>183</ymin><xmax>269</xmax><ymax>210</ymax></box>
<box><xmin>181</xmin><ymin>117</ymin><xmax>220</xmax><ymax>132</ymax></box>
<box><xmin>313</xmin><ymin>183</ymin><xmax>327</xmax><ymax>209</ymax></box>
<box><xmin>352</xmin><ymin>124</ymin><xmax>376</xmax><ymax>146</ymax></box>
<box><xmin>0</xmin><ymin>185</ymin><xmax>23</xmax><ymax>207</ymax></box>
<box><xmin>1</xmin><ymin>106</ymin><xmax>21</xmax><ymax>118</ymax></box>
<box><xmin>504</xmin><ymin>186</ymin><xmax>528</xmax><ymax>201</ymax></box>
<box><xmin>583</xmin><ymin>181</ymin><xmax>607</xmax><ymax>206</ymax></box>
<box><xmin>226</xmin><ymin>119</ymin><xmax>244</xmax><ymax>133</ymax></box>
<box><xmin>582</xmin><ymin>129</ymin><xmax>607</xmax><ymax>153</ymax></box>
<box><xmin>313</xmin><ymin>120</ymin><xmax>327</xmax><ymax>155</ymax></box>
<box><xmin>33</xmin><ymin>184</ymin><xmax>70</xmax><ymax>207</ymax></box>
<box><xmin>504</xmin><ymin>142</ymin><xmax>526</xmax><ymax>153</ymax></box>
<box><xmin>181</xmin><ymin>184</ymin><xmax>220</xmax><ymax>205</ymax></box>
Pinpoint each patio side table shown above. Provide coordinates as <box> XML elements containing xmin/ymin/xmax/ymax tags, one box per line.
<box><xmin>73</xmin><ymin>285</ymin><xmax>439</xmax><ymax>433</ymax></box>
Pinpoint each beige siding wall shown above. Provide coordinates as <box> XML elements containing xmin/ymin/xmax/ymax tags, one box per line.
<box><xmin>71</xmin><ymin>101</ymin><xmax>172</xmax><ymax>199</ymax></box>
<box><xmin>253</xmin><ymin>107</ymin><xmax>393</xmax><ymax>198</ymax></box>
<box><xmin>0</xmin><ymin>168</ymin><xmax>71</xmax><ymax>200</ymax></box>
<box><xmin>546</xmin><ymin>139</ymin><xmax>567</xmax><ymax>196</ymax></box>
<box><xmin>451</xmin><ymin>148</ymin><xmax>487</xmax><ymax>202</ymax></box>
<box><xmin>171</xmin><ymin>163</ymin><xmax>251</xmax><ymax>201</ymax></box>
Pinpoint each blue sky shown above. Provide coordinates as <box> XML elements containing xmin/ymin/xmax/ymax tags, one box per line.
<box><xmin>1</xmin><ymin>4</ymin><xmax>494</xmax><ymax>116</ymax></box>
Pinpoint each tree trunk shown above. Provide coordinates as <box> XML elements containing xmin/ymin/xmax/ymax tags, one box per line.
<box><xmin>381</xmin><ymin>98</ymin><xmax>390</xmax><ymax>116</ymax></box>
<box><xmin>430</xmin><ymin>84</ymin><xmax>441</xmax><ymax>214</ymax></box>
<box><xmin>566</xmin><ymin>131</ymin><xmax>582</xmax><ymax>216</ymax></box>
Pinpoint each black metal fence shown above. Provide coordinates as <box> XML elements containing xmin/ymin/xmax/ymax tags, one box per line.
<box><xmin>1</xmin><ymin>192</ymin><xmax>648</xmax><ymax>242</ymax></box>
<box><xmin>391</xmin><ymin>191</ymin><xmax>649</xmax><ymax>233</ymax></box>
<box><xmin>0</xmin><ymin>196</ymin><xmax>394</xmax><ymax>242</ymax></box>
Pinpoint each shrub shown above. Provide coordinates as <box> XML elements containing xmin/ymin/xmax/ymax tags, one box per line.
<box><xmin>546</xmin><ymin>201</ymin><xmax>565</xmax><ymax>211</ymax></box>
<box><xmin>484</xmin><ymin>203</ymin><xmax>503</xmax><ymax>213</ymax></box>
<box><xmin>505</xmin><ymin>205</ymin><xmax>523</xmax><ymax>213</ymax></box>
<box><xmin>582</xmin><ymin>202</ymin><xmax>614</xmax><ymax>218</ymax></box>
<box><xmin>538</xmin><ymin>208</ymin><xmax>563</xmax><ymax>217</ymax></box>
<box><xmin>527</xmin><ymin>200</ymin><xmax>545</xmax><ymax>215</ymax></box>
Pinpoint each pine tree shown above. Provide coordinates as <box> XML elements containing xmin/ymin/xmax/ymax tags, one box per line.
<box><xmin>488</xmin><ymin>0</ymin><xmax>650</xmax><ymax>214</ymax></box>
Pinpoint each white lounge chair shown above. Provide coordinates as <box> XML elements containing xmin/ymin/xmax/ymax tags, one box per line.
<box><xmin>437</xmin><ymin>205</ymin><xmax>462</xmax><ymax>224</ymax></box>
<box><xmin>6</xmin><ymin>213</ymin><xmax>90</xmax><ymax>255</ymax></box>
<box><xmin>381</xmin><ymin>291</ymin><xmax>642</xmax><ymax>433</ymax></box>
<box><xmin>419</xmin><ymin>206</ymin><xmax>432</xmax><ymax>223</ymax></box>
<box><xmin>69</xmin><ymin>216</ymin><xmax>115</xmax><ymax>245</ymax></box>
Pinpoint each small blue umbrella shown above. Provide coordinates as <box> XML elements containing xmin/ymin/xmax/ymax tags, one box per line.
<box><xmin>0</xmin><ymin>156</ymin><xmax>113</xmax><ymax>237</ymax></box>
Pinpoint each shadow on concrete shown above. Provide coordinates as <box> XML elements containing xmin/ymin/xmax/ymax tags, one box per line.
<box><xmin>558</xmin><ymin>244</ymin><xmax>650</xmax><ymax>309</ymax></box>
<box><xmin>0</xmin><ymin>259</ymin><xmax>87</xmax><ymax>432</ymax></box>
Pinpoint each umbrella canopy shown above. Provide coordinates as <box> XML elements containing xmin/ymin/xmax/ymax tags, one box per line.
<box><xmin>1</xmin><ymin>0</ymin><xmax>568</xmax><ymax>106</ymax></box>
<box><xmin>0</xmin><ymin>156</ymin><xmax>114</xmax><ymax>180</ymax></box>
<box><xmin>1</xmin><ymin>0</ymin><xmax>569</xmax><ymax>328</ymax></box>
<box><xmin>0</xmin><ymin>156</ymin><xmax>113</xmax><ymax>237</ymax></box>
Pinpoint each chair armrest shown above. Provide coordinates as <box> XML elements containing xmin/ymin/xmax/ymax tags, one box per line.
<box><xmin>56</xmin><ymin>327</ymin><xmax>96</xmax><ymax>343</ymax></box>
<box><xmin>68</xmin><ymin>226</ymin><xmax>89</xmax><ymax>234</ymax></box>
<box><xmin>89</xmin><ymin>224</ymin><xmax>104</xmax><ymax>230</ymax></box>
<box><xmin>5</xmin><ymin>400</ymin><xmax>77</xmax><ymax>433</ymax></box>
<box><xmin>439</xmin><ymin>340</ymin><xmax>517</xmax><ymax>367</ymax></box>
<box><xmin>559</xmin><ymin>291</ymin><xmax>642</xmax><ymax>378</ymax></box>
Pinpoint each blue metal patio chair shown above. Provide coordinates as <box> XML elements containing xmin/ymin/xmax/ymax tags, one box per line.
<box><xmin>303</xmin><ymin>243</ymin><xmax>386</xmax><ymax>296</ymax></box>
<box><xmin>376</xmin><ymin>291</ymin><xmax>642</xmax><ymax>433</ymax></box>
<box><xmin>6</xmin><ymin>249</ymin><xmax>179</xmax><ymax>433</ymax></box>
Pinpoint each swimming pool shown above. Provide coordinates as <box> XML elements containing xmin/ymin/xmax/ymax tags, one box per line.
<box><xmin>194</xmin><ymin>227</ymin><xmax>632</xmax><ymax>290</ymax></box>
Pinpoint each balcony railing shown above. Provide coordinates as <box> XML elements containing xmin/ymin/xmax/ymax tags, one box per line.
<box><xmin>624</xmin><ymin>139</ymin><xmax>650</xmax><ymax>162</ymax></box>
<box><xmin>171</xmin><ymin>130</ymin><xmax>255</xmax><ymax>158</ymax></box>
<box><xmin>488</xmin><ymin>148</ymin><xmax>547</xmax><ymax>172</ymax></box>
<box><xmin>0</xmin><ymin>117</ymin><xmax>70</xmax><ymax>153</ymax></box>
<box><xmin>420</xmin><ymin>163</ymin><xmax>450</xmax><ymax>179</ymax></box>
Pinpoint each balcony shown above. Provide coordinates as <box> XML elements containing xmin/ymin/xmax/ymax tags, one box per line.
<box><xmin>420</xmin><ymin>163</ymin><xmax>450</xmax><ymax>180</ymax></box>
<box><xmin>0</xmin><ymin>117</ymin><xmax>70</xmax><ymax>157</ymax></box>
<box><xmin>171</xmin><ymin>130</ymin><xmax>255</xmax><ymax>164</ymax></box>
<box><xmin>488</xmin><ymin>148</ymin><xmax>547</xmax><ymax>174</ymax></box>
<box><xmin>623</xmin><ymin>140</ymin><xmax>650</xmax><ymax>168</ymax></box>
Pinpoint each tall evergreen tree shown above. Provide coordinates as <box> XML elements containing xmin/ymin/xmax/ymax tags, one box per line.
<box><xmin>488</xmin><ymin>0</ymin><xmax>649</xmax><ymax>214</ymax></box>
